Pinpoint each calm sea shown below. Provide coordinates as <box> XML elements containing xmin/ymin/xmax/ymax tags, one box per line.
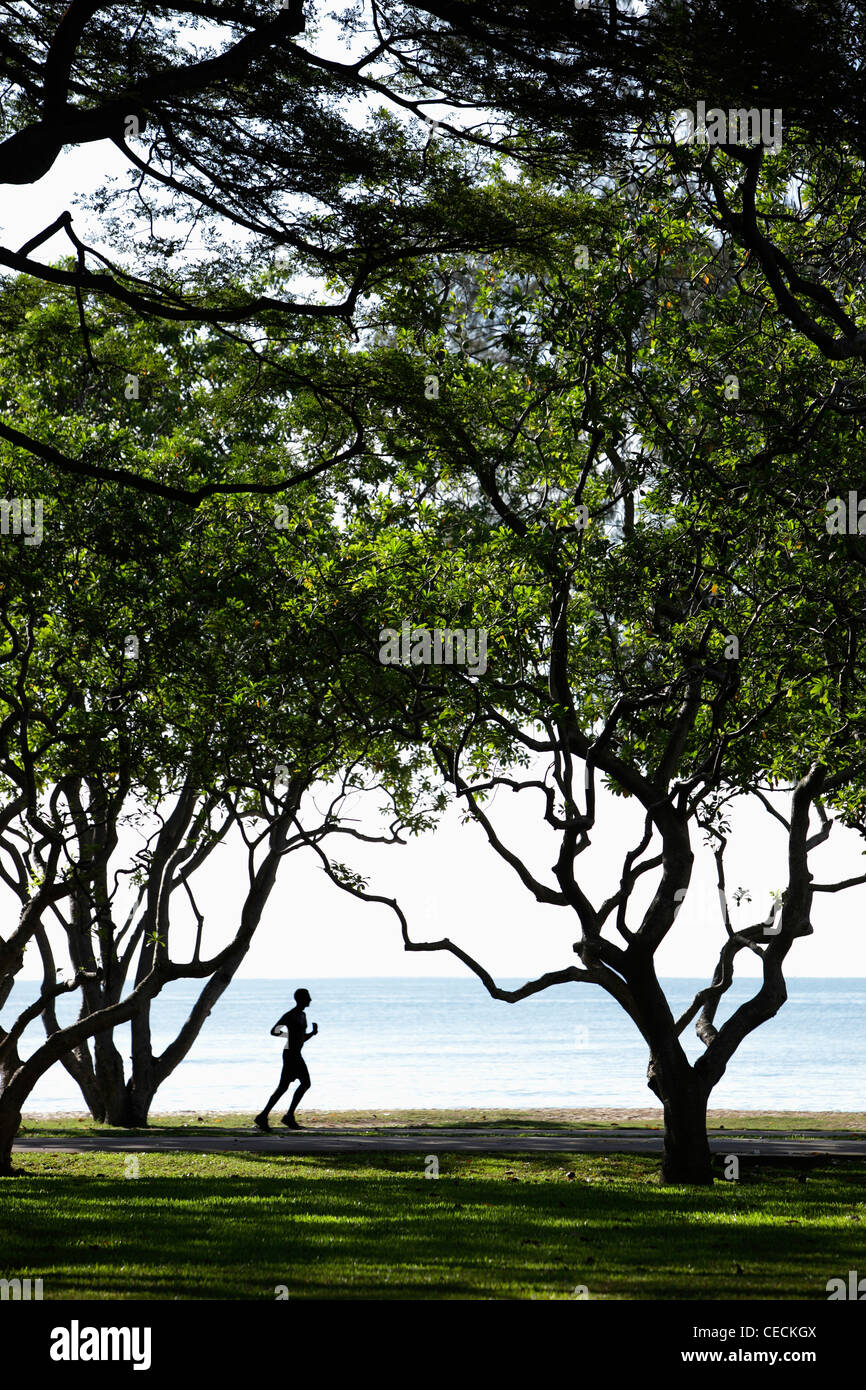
<box><xmin>6</xmin><ymin>977</ymin><xmax>864</xmax><ymax>1114</ymax></box>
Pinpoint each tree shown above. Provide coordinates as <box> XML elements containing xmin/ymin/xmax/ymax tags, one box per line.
<box><xmin>277</xmin><ymin>174</ymin><xmax>866</xmax><ymax>1183</ymax></box>
<box><xmin>5</xmin><ymin>4</ymin><xmax>866</xmax><ymax>1179</ymax></box>
<box><xmin>0</xmin><ymin>0</ymin><xmax>583</xmax><ymax>498</ymax></box>
<box><xmin>6</xmin><ymin>2</ymin><xmax>865</xmax><ymax>500</ymax></box>
<box><xmin>0</xmin><ymin>275</ymin><xmax>430</xmax><ymax>1161</ymax></box>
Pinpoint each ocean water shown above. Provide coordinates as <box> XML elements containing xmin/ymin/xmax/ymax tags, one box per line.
<box><xmin>5</xmin><ymin>976</ymin><xmax>864</xmax><ymax>1114</ymax></box>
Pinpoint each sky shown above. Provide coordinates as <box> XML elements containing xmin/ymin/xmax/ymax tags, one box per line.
<box><xmin>205</xmin><ymin>781</ymin><xmax>866</xmax><ymax>981</ymax></box>
<box><xmin>2</xmin><ymin>11</ymin><xmax>865</xmax><ymax>988</ymax></box>
<box><xmin>11</xmin><ymin>772</ymin><xmax>866</xmax><ymax>983</ymax></box>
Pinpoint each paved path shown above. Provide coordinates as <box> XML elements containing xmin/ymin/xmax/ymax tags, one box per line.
<box><xmin>13</xmin><ymin>1127</ymin><xmax>866</xmax><ymax>1157</ymax></box>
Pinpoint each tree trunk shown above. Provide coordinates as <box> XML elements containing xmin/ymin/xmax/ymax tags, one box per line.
<box><xmin>631</xmin><ymin>962</ymin><xmax>714</xmax><ymax>1186</ymax></box>
<box><xmin>654</xmin><ymin>1071</ymin><xmax>713</xmax><ymax>1186</ymax></box>
<box><xmin>120</xmin><ymin>999</ymin><xmax>156</xmax><ymax>1127</ymax></box>
<box><xmin>93</xmin><ymin>1033</ymin><xmax>131</xmax><ymax>1126</ymax></box>
<box><xmin>0</xmin><ymin>1100</ymin><xmax>20</xmax><ymax>1175</ymax></box>
<box><xmin>120</xmin><ymin>1062</ymin><xmax>156</xmax><ymax>1129</ymax></box>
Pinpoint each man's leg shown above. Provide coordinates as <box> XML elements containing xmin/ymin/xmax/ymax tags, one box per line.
<box><xmin>255</xmin><ymin>1056</ymin><xmax>294</xmax><ymax>1128</ymax></box>
<box><xmin>281</xmin><ymin>1060</ymin><xmax>311</xmax><ymax>1127</ymax></box>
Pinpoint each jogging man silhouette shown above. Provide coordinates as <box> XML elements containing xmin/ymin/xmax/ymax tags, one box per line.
<box><xmin>254</xmin><ymin>988</ymin><xmax>317</xmax><ymax>1132</ymax></box>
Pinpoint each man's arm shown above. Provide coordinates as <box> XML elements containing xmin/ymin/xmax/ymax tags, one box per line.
<box><xmin>270</xmin><ymin>1013</ymin><xmax>290</xmax><ymax>1037</ymax></box>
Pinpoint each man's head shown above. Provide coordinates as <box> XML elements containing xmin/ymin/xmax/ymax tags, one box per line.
<box><xmin>294</xmin><ymin>988</ymin><xmax>311</xmax><ymax>1007</ymax></box>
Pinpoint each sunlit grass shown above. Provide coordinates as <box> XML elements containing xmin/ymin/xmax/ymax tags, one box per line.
<box><xmin>17</xmin><ymin>1106</ymin><xmax>866</xmax><ymax>1137</ymax></box>
<box><xmin>2</xmin><ymin>1150</ymin><xmax>864</xmax><ymax>1300</ymax></box>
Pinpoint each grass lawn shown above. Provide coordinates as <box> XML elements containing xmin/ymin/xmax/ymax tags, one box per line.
<box><xmin>17</xmin><ymin>1106</ymin><xmax>866</xmax><ymax>1137</ymax></box>
<box><xmin>2</xmin><ymin>1149</ymin><xmax>864</xmax><ymax>1300</ymax></box>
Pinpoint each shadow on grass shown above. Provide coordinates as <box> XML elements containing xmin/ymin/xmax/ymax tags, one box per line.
<box><xmin>0</xmin><ymin>1153</ymin><xmax>864</xmax><ymax>1300</ymax></box>
<box><xmin>18</xmin><ymin>1112</ymin><xmax>863</xmax><ymax>1140</ymax></box>
<box><xmin>17</xmin><ymin>1118</ymin><xmax>605</xmax><ymax>1138</ymax></box>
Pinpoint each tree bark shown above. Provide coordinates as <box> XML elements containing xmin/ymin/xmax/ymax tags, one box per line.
<box><xmin>0</xmin><ymin>1101</ymin><xmax>20</xmax><ymax>1176</ymax></box>
<box><xmin>625</xmin><ymin>947</ymin><xmax>715</xmax><ymax>1186</ymax></box>
<box><xmin>120</xmin><ymin>1073</ymin><xmax>155</xmax><ymax>1130</ymax></box>
<box><xmin>659</xmin><ymin>1084</ymin><xmax>712</xmax><ymax>1186</ymax></box>
<box><xmin>93</xmin><ymin>1032</ymin><xmax>131</xmax><ymax>1126</ymax></box>
<box><xmin>648</xmin><ymin>1053</ymin><xmax>713</xmax><ymax>1185</ymax></box>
